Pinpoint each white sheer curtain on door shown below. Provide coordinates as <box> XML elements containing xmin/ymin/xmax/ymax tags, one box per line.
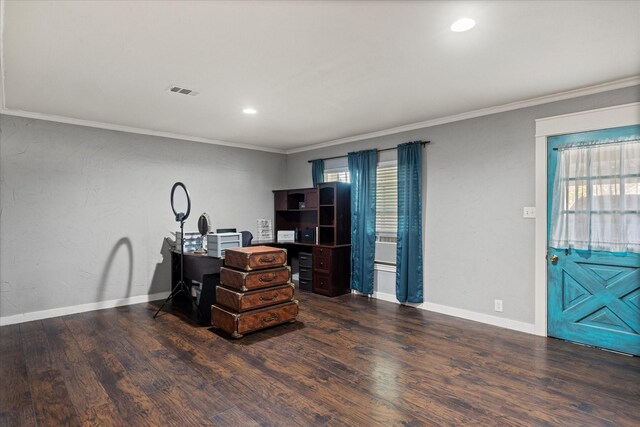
<box><xmin>550</xmin><ymin>140</ymin><xmax>640</xmax><ymax>253</ymax></box>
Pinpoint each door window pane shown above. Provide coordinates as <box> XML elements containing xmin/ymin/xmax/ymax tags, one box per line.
<box><xmin>550</xmin><ymin>140</ymin><xmax>640</xmax><ymax>253</ymax></box>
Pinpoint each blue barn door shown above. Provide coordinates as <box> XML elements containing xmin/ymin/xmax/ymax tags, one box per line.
<box><xmin>547</xmin><ymin>125</ymin><xmax>640</xmax><ymax>355</ymax></box>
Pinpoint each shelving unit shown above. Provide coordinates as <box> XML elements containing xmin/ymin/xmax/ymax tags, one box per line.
<box><xmin>271</xmin><ymin>182</ymin><xmax>351</xmax><ymax>297</ymax></box>
<box><xmin>317</xmin><ymin>182</ymin><xmax>350</xmax><ymax>246</ymax></box>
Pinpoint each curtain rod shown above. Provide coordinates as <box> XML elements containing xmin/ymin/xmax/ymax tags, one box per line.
<box><xmin>552</xmin><ymin>137</ymin><xmax>639</xmax><ymax>150</ymax></box>
<box><xmin>307</xmin><ymin>140</ymin><xmax>430</xmax><ymax>163</ymax></box>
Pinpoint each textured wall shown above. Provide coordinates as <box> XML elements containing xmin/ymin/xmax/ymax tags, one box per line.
<box><xmin>0</xmin><ymin>116</ymin><xmax>286</xmax><ymax>318</ymax></box>
<box><xmin>286</xmin><ymin>86</ymin><xmax>640</xmax><ymax>324</ymax></box>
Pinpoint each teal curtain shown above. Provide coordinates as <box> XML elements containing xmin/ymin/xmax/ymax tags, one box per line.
<box><xmin>348</xmin><ymin>150</ymin><xmax>377</xmax><ymax>295</ymax></box>
<box><xmin>396</xmin><ymin>141</ymin><xmax>423</xmax><ymax>303</ymax></box>
<box><xmin>312</xmin><ymin>159</ymin><xmax>324</xmax><ymax>187</ymax></box>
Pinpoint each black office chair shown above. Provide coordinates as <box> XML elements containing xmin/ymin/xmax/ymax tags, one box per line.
<box><xmin>241</xmin><ymin>231</ymin><xmax>253</xmax><ymax>247</ymax></box>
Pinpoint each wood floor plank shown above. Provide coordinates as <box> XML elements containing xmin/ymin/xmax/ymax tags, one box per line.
<box><xmin>20</xmin><ymin>321</ymin><xmax>81</xmax><ymax>427</ymax></box>
<box><xmin>1</xmin><ymin>292</ymin><xmax>638</xmax><ymax>426</ymax></box>
<box><xmin>85</xmin><ymin>311</ymin><xmax>173</xmax><ymax>395</ymax></box>
<box><xmin>108</xmin><ymin>306</ymin><xmax>235</xmax><ymax>418</ymax></box>
<box><xmin>209</xmin><ymin>406</ymin><xmax>261</xmax><ymax>426</ymax></box>
<box><xmin>0</xmin><ymin>324</ymin><xmax>37</xmax><ymax>426</ymax></box>
<box><xmin>147</xmin><ymin>385</ymin><xmax>215</xmax><ymax>426</ymax></box>
<box><xmin>156</xmin><ymin>309</ymin><xmax>353</xmax><ymax>427</ymax></box>
<box><xmin>300</xmin><ymin>294</ymin><xmax>635</xmax><ymax>425</ymax></box>
<box><xmin>240</xmin><ymin>321</ymin><xmax>497</xmax><ymax>426</ymax></box>
<box><xmin>137</xmin><ymin>306</ymin><xmax>335</xmax><ymax>426</ymax></box>
<box><xmin>63</xmin><ymin>313</ymin><xmax>163</xmax><ymax>421</ymax></box>
<box><xmin>41</xmin><ymin>317</ymin><xmax>126</xmax><ymax>425</ymax></box>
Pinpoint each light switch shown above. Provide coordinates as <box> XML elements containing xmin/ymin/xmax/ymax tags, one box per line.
<box><xmin>523</xmin><ymin>207</ymin><xmax>536</xmax><ymax>218</ymax></box>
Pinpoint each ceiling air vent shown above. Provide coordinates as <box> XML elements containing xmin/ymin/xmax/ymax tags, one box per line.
<box><xmin>167</xmin><ymin>85</ymin><xmax>199</xmax><ymax>96</ymax></box>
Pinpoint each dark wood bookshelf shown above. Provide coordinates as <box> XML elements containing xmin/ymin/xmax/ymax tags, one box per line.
<box><xmin>271</xmin><ymin>182</ymin><xmax>351</xmax><ymax>296</ymax></box>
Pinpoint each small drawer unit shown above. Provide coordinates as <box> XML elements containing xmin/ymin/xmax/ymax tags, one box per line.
<box><xmin>298</xmin><ymin>251</ymin><xmax>313</xmax><ymax>292</ymax></box>
<box><xmin>212</xmin><ymin>246</ymin><xmax>298</xmax><ymax>338</ymax></box>
<box><xmin>313</xmin><ymin>246</ymin><xmax>332</xmax><ymax>272</ymax></box>
<box><xmin>312</xmin><ymin>272</ymin><xmax>332</xmax><ymax>295</ymax></box>
<box><xmin>298</xmin><ymin>266</ymin><xmax>313</xmax><ymax>281</ymax></box>
<box><xmin>299</xmin><ymin>251</ymin><xmax>313</xmax><ymax>268</ymax></box>
<box><xmin>176</xmin><ymin>232</ymin><xmax>203</xmax><ymax>253</ymax></box>
<box><xmin>298</xmin><ymin>278</ymin><xmax>312</xmax><ymax>292</ymax></box>
<box><xmin>311</xmin><ymin>246</ymin><xmax>350</xmax><ymax>297</ymax></box>
<box><xmin>207</xmin><ymin>233</ymin><xmax>241</xmax><ymax>258</ymax></box>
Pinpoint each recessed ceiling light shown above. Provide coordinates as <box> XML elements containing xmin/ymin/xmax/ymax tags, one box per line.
<box><xmin>451</xmin><ymin>18</ymin><xmax>475</xmax><ymax>32</ymax></box>
<box><xmin>243</xmin><ymin>108</ymin><xmax>257</xmax><ymax>114</ymax></box>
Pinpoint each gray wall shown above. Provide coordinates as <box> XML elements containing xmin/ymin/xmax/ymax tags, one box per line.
<box><xmin>286</xmin><ymin>85</ymin><xmax>640</xmax><ymax>324</ymax></box>
<box><xmin>0</xmin><ymin>116</ymin><xmax>286</xmax><ymax>318</ymax></box>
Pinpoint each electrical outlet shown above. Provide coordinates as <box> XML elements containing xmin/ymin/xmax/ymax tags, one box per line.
<box><xmin>494</xmin><ymin>299</ymin><xmax>503</xmax><ymax>312</ymax></box>
<box><xmin>523</xmin><ymin>207</ymin><xmax>536</xmax><ymax>218</ymax></box>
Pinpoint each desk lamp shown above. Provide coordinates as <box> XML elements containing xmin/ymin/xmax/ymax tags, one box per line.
<box><xmin>154</xmin><ymin>182</ymin><xmax>203</xmax><ymax>319</ymax></box>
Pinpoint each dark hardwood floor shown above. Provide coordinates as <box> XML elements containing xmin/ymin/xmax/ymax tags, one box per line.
<box><xmin>1</xmin><ymin>291</ymin><xmax>638</xmax><ymax>426</ymax></box>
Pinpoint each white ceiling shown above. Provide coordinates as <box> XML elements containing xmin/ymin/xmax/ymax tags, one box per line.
<box><xmin>2</xmin><ymin>1</ymin><xmax>639</xmax><ymax>152</ymax></box>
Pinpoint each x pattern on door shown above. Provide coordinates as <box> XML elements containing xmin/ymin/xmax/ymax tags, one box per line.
<box><xmin>557</xmin><ymin>254</ymin><xmax>640</xmax><ymax>349</ymax></box>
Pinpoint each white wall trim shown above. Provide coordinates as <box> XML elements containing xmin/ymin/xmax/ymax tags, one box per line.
<box><xmin>371</xmin><ymin>291</ymin><xmax>536</xmax><ymax>335</ymax></box>
<box><xmin>533</xmin><ymin>101</ymin><xmax>640</xmax><ymax>336</ymax></box>
<box><xmin>0</xmin><ymin>109</ymin><xmax>286</xmax><ymax>154</ymax></box>
<box><xmin>0</xmin><ymin>291</ymin><xmax>170</xmax><ymax>326</ymax></box>
<box><xmin>286</xmin><ymin>76</ymin><xmax>640</xmax><ymax>155</ymax></box>
<box><xmin>0</xmin><ymin>0</ymin><xmax>6</xmax><ymax>109</ymax></box>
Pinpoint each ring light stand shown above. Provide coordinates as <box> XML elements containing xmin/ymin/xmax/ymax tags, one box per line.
<box><xmin>154</xmin><ymin>182</ymin><xmax>204</xmax><ymax>319</ymax></box>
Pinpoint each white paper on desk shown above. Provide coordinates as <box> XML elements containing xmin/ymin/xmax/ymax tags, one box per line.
<box><xmin>256</xmin><ymin>218</ymin><xmax>273</xmax><ymax>241</ymax></box>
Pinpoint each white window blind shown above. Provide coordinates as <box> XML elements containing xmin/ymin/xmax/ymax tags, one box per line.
<box><xmin>550</xmin><ymin>140</ymin><xmax>640</xmax><ymax>253</ymax></box>
<box><xmin>376</xmin><ymin>165</ymin><xmax>398</xmax><ymax>239</ymax></box>
<box><xmin>325</xmin><ymin>171</ymin><xmax>350</xmax><ymax>183</ymax></box>
<box><xmin>325</xmin><ymin>164</ymin><xmax>398</xmax><ymax>241</ymax></box>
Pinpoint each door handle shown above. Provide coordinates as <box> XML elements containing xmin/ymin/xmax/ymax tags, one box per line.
<box><xmin>550</xmin><ymin>255</ymin><xmax>559</xmax><ymax>263</ymax></box>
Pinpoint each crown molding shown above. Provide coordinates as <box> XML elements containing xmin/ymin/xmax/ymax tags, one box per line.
<box><xmin>2</xmin><ymin>76</ymin><xmax>637</xmax><ymax>156</ymax></box>
<box><xmin>285</xmin><ymin>76</ymin><xmax>640</xmax><ymax>155</ymax></box>
<box><xmin>0</xmin><ymin>108</ymin><xmax>287</xmax><ymax>154</ymax></box>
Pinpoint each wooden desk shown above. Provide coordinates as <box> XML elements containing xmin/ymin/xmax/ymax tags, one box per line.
<box><xmin>252</xmin><ymin>241</ymin><xmax>351</xmax><ymax>297</ymax></box>
<box><xmin>171</xmin><ymin>251</ymin><xmax>223</xmax><ymax>322</ymax></box>
<box><xmin>269</xmin><ymin>182</ymin><xmax>351</xmax><ymax>297</ymax></box>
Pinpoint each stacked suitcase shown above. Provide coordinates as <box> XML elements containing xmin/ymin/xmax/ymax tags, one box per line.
<box><xmin>211</xmin><ymin>246</ymin><xmax>299</xmax><ymax>338</ymax></box>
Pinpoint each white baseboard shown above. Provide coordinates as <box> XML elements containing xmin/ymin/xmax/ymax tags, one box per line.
<box><xmin>371</xmin><ymin>291</ymin><xmax>536</xmax><ymax>335</ymax></box>
<box><xmin>0</xmin><ymin>292</ymin><xmax>170</xmax><ymax>326</ymax></box>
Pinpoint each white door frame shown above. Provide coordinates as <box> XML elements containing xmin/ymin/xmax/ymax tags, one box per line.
<box><xmin>533</xmin><ymin>102</ymin><xmax>640</xmax><ymax>336</ymax></box>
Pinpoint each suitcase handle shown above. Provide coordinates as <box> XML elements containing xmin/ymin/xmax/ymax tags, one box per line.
<box><xmin>258</xmin><ymin>256</ymin><xmax>276</xmax><ymax>263</ymax></box>
<box><xmin>259</xmin><ymin>273</ymin><xmax>277</xmax><ymax>283</ymax></box>
<box><xmin>261</xmin><ymin>313</ymin><xmax>280</xmax><ymax>324</ymax></box>
<box><xmin>259</xmin><ymin>292</ymin><xmax>279</xmax><ymax>302</ymax></box>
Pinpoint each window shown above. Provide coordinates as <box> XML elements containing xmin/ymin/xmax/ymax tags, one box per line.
<box><xmin>375</xmin><ymin>165</ymin><xmax>397</xmax><ymax>241</ymax></box>
<box><xmin>325</xmin><ymin>170</ymin><xmax>350</xmax><ymax>183</ymax></box>
<box><xmin>550</xmin><ymin>140</ymin><xmax>640</xmax><ymax>253</ymax></box>
<box><xmin>325</xmin><ymin>163</ymin><xmax>398</xmax><ymax>242</ymax></box>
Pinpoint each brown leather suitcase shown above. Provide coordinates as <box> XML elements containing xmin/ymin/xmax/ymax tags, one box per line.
<box><xmin>211</xmin><ymin>300</ymin><xmax>299</xmax><ymax>338</ymax></box>
<box><xmin>220</xmin><ymin>266</ymin><xmax>291</xmax><ymax>291</ymax></box>
<box><xmin>216</xmin><ymin>283</ymin><xmax>295</xmax><ymax>312</ymax></box>
<box><xmin>224</xmin><ymin>246</ymin><xmax>287</xmax><ymax>271</ymax></box>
